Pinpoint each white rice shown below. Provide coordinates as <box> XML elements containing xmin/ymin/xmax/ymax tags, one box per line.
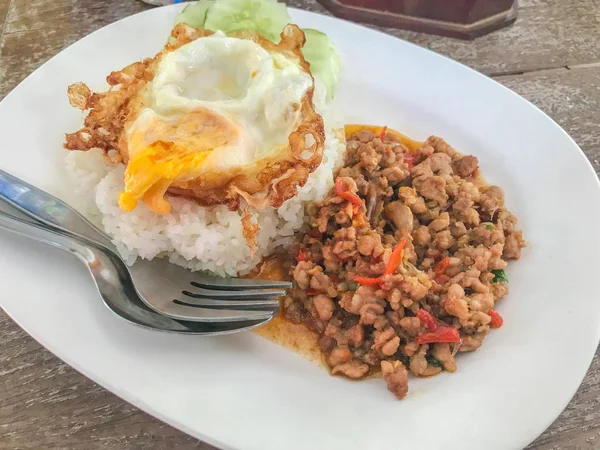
<box><xmin>65</xmin><ymin>86</ymin><xmax>345</xmax><ymax>276</ymax></box>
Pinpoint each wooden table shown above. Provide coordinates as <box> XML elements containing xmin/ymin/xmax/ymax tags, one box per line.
<box><xmin>1</xmin><ymin>0</ymin><xmax>599</xmax><ymax>448</ymax></box>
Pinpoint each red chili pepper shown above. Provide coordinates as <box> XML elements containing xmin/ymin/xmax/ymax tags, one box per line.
<box><xmin>435</xmin><ymin>273</ymin><xmax>450</xmax><ymax>285</ymax></box>
<box><xmin>417</xmin><ymin>309</ymin><xmax>437</xmax><ymax>332</ymax></box>
<box><xmin>340</xmin><ymin>191</ymin><xmax>362</xmax><ymax>205</ymax></box>
<box><xmin>335</xmin><ymin>178</ymin><xmax>363</xmax><ymax>205</ymax></box>
<box><xmin>434</xmin><ymin>256</ymin><xmax>451</xmax><ymax>274</ymax></box>
<box><xmin>404</xmin><ymin>153</ymin><xmax>416</xmax><ymax>169</ymax></box>
<box><xmin>306</xmin><ymin>289</ymin><xmax>319</xmax><ymax>296</ymax></box>
<box><xmin>415</xmin><ymin>327</ymin><xmax>461</xmax><ymax>345</ymax></box>
<box><xmin>377</xmin><ymin>126</ymin><xmax>388</xmax><ymax>140</ymax></box>
<box><xmin>384</xmin><ymin>237</ymin><xmax>408</xmax><ymax>275</ymax></box>
<box><xmin>353</xmin><ymin>275</ymin><xmax>382</xmax><ymax>286</ymax></box>
<box><xmin>488</xmin><ymin>308</ymin><xmax>504</xmax><ymax>328</ymax></box>
<box><xmin>297</xmin><ymin>248</ymin><xmax>309</xmax><ymax>262</ymax></box>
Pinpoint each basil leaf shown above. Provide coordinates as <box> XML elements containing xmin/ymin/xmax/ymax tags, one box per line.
<box><xmin>491</xmin><ymin>269</ymin><xmax>508</xmax><ymax>283</ymax></box>
<box><xmin>400</xmin><ymin>355</ymin><xmax>411</xmax><ymax>367</ymax></box>
<box><xmin>426</xmin><ymin>355</ymin><xmax>442</xmax><ymax>368</ymax></box>
<box><xmin>347</xmin><ymin>281</ymin><xmax>359</xmax><ymax>291</ymax></box>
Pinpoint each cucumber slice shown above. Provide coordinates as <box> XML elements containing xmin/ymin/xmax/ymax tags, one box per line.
<box><xmin>171</xmin><ymin>2</ymin><xmax>342</xmax><ymax>99</ymax></box>
<box><xmin>302</xmin><ymin>29</ymin><xmax>342</xmax><ymax>100</ymax></box>
<box><xmin>174</xmin><ymin>0</ymin><xmax>212</xmax><ymax>28</ymax></box>
<box><xmin>204</xmin><ymin>0</ymin><xmax>292</xmax><ymax>43</ymax></box>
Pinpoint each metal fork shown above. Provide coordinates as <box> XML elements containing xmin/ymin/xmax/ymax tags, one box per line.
<box><xmin>0</xmin><ymin>209</ymin><xmax>275</xmax><ymax>335</ymax></box>
<box><xmin>0</xmin><ymin>169</ymin><xmax>291</xmax><ymax>324</ymax></box>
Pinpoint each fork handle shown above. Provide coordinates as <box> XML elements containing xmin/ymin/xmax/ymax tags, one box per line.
<box><xmin>0</xmin><ymin>169</ymin><xmax>113</xmax><ymax>248</ymax></box>
<box><xmin>0</xmin><ymin>210</ymin><xmax>94</xmax><ymax>261</ymax></box>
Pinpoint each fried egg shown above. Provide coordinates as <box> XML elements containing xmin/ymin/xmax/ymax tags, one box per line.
<box><xmin>116</xmin><ymin>26</ymin><xmax>322</xmax><ymax>215</ymax></box>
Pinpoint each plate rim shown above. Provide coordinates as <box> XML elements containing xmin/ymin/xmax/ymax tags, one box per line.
<box><xmin>1</xmin><ymin>4</ymin><xmax>600</xmax><ymax>450</ymax></box>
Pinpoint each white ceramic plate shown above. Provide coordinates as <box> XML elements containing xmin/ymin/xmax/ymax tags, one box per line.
<box><xmin>1</xmin><ymin>5</ymin><xmax>600</xmax><ymax>450</ymax></box>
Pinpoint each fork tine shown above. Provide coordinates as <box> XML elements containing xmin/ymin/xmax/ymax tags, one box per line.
<box><xmin>184</xmin><ymin>286</ymin><xmax>287</xmax><ymax>299</ymax></box>
<box><xmin>174</xmin><ymin>318</ymin><xmax>276</xmax><ymax>335</ymax></box>
<box><xmin>127</xmin><ymin>259</ymin><xmax>285</xmax><ymax>323</ymax></box>
<box><xmin>160</xmin><ymin>300</ymin><xmax>278</xmax><ymax>323</ymax></box>
<box><xmin>190</xmin><ymin>274</ymin><xmax>293</xmax><ymax>290</ymax></box>
<box><xmin>179</xmin><ymin>294</ymin><xmax>280</xmax><ymax>309</ymax></box>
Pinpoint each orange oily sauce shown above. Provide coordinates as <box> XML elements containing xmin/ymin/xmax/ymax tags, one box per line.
<box><xmin>247</xmin><ymin>255</ymin><xmax>323</xmax><ymax>365</ymax></box>
<box><xmin>247</xmin><ymin>257</ymin><xmax>383</xmax><ymax>378</ymax></box>
<box><xmin>343</xmin><ymin>124</ymin><xmax>423</xmax><ymax>151</ymax></box>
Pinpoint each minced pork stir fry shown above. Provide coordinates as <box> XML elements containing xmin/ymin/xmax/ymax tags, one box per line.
<box><xmin>284</xmin><ymin>128</ymin><xmax>526</xmax><ymax>399</ymax></box>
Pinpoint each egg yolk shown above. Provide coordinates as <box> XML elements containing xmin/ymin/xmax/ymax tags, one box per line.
<box><xmin>119</xmin><ymin>141</ymin><xmax>211</xmax><ymax>215</ymax></box>
<box><xmin>119</xmin><ymin>109</ymin><xmax>240</xmax><ymax>215</ymax></box>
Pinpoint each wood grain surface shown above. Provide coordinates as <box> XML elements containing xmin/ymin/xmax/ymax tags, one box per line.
<box><xmin>1</xmin><ymin>0</ymin><xmax>600</xmax><ymax>448</ymax></box>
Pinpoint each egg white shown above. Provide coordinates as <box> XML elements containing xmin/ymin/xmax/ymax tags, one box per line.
<box><xmin>126</xmin><ymin>32</ymin><xmax>314</xmax><ymax>172</ymax></box>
